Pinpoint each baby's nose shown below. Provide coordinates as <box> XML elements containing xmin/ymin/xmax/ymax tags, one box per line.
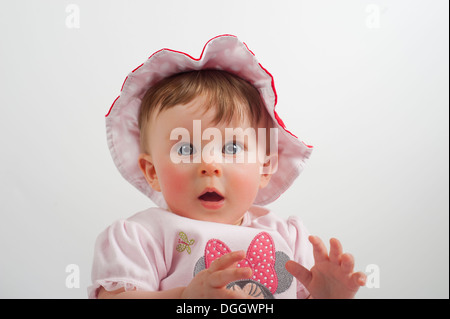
<box><xmin>199</xmin><ymin>161</ymin><xmax>222</xmax><ymax>177</ymax></box>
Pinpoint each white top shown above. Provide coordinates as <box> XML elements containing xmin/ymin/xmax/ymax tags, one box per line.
<box><xmin>88</xmin><ymin>205</ymin><xmax>314</xmax><ymax>299</ymax></box>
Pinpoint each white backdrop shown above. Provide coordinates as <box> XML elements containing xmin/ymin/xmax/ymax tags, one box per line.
<box><xmin>0</xmin><ymin>0</ymin><xmax>448</xmax><ymax>298</ymax></box>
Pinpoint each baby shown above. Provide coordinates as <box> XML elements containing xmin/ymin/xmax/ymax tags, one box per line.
<box><xmin>89</xmin><ymin>35</ymin><xmax>366</xmax><ymax>299</ymax></box>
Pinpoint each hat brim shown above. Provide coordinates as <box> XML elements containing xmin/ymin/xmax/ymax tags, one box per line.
<box><xmin>106</xmin><ymin>34</ymin><xmax>313</xmax><ymax>208</ymax></box>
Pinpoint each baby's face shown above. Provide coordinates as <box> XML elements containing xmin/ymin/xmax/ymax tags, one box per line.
<box><xmin>140</xmin><ymin>96</ymin><xmax>273</xmax><ymax>225</ymax></box>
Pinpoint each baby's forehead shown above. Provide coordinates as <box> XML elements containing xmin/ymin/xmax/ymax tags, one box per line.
<box><xmin>156</xmin><ymin>97</ymin><xmax>259</xmax><ymax>129</ymax></box>
<box><xmin>162</xmin><ymin>114</ymin><xmax>257</xmax><ymax>136</ymax></box>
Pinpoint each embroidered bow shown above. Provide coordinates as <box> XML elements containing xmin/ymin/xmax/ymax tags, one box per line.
<box><xmin>204</xmin><ymin>232</ymin><xmax>278</xmax><ymax>294</ymax></box>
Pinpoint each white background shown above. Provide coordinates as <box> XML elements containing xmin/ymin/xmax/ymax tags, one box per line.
<box><xmin>0</xmin><ymin>0</ymin><xmax>448</xmax><ymax>298</ymax></box>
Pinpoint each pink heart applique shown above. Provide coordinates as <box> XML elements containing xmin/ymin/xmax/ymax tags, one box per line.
<box><xmin>204</xmin><ymin>232</ymin><xmax>278</xmax><ymax>294</ymax></box>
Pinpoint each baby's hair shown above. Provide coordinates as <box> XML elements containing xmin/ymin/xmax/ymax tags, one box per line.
<box><xmin>138</xmin><ymin>69</ymin><xmax>272</xmax><ymax>153</ymax></box>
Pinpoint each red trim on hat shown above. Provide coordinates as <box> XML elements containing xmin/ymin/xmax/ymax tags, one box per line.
<box><xmin>274</xmin><ymin>110</ymin><xmax>298</xmax><ymax>138</ymax></box>
<box><xmin>257</xmin><ymin>62</ymin><xmax>278</xmax><ymax>107</ymax></box>
<box><xmin>105</xmin><ymin>64</ymin><xmax>143</xmax><ymax>117</ymax></box>
<box><xmin>120</xmin><ymin>76</ymin><xmax>128</xmax><ymax>91</ymax></box>
<box><xmin>105</xmin><ymin>95</ymin><xmax>120</xmax><ymax>117</ymax></box>
<box><xmin>303</xmin><ymin>141</ymin><xmax>313</xmax><ymax>149</ymax></box>
<box><xmin>132</xmin><ymin>63</ymin><xmax>144</xmax><ymax>73</ymax></box>
<box><xmin>243</xmin><ymin>42</ymin><xmax>256</xmax><ymax>56</ymax></box>
<box><xmin>147</xmin><ymin>34</ymin><xmax>239</xmax><ymax>62</ymax></box>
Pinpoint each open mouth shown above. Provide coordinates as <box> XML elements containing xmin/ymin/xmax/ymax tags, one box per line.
<box><xmin>198</xmin><ymin>188</ymin><xmax>225</xmax><ymax>209</ymax></box>
<box><xmin>198</xmin><ymin>191</ymin><xmax>224</xmax><ymax>202</ymax></box>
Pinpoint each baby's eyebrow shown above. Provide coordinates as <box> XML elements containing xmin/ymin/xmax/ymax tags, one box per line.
<box><xmin>167</xmin><ymin>126</ymin><xmax>192</xmax><ymax>140</ymax></box>
<box><xmin>168</xmin><ymin>135</ymin><xmax>191</xmax><ymax>144</ymax></box>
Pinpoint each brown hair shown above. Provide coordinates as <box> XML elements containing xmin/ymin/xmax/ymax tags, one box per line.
<box><xmin>138</xmin><ymin>69</ymin><xmax>271</xmax><ymax>153</ymax></box>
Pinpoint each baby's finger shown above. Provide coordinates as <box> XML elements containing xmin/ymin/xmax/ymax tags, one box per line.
<box><xmin>340</xmin><ymin>253</ymin><xmax>355</xmax><ymax>274</ymax></box>
<box><xmin>285</xmin><ymin>260</ymin><xmax>312</xmax><ymax>288</ymax></box>
<box><xmin>209</xmin><ymin>267</ymin><xmax>253</xmax><ymax>289</ymax></box>
<box><xmin>309</xmin><ymin>236</ymin><xmax>328</xmax><ymax>263</ymax></box>
<box><xmin>209</xmin><ymin>250</ymin><xmax>246</xmax><ymax>272</ymax></box>
<box><xmin>329</xmin><ymin>238</ymin><xmax>343</xmax><ymax>264</ymax></box>
<box><xmin>351</xmin><ymin>272</ymin><xmax>367</xmax><ymax>287</ymax></box>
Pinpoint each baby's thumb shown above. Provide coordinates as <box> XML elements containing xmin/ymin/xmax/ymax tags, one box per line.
<box><xmin>285</xmin><ymin>260</ymin><xmax>312</xmax><ymax>288</ymax></box>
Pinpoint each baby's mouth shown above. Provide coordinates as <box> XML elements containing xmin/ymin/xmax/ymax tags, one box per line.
<box><xmin>198</xmin><ymin>191</ymin><xmax>224</xmax><ymax>202</ymax></box>
<box><xmin>198</xmin><ymin>188</ymin><xmax>225</xmax><ymax>210</ymax></box>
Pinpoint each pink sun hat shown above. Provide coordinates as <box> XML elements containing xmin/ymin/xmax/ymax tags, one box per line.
<box><xmin>105</xmin><ymin>34</ymin><xmax>313</xmax><ymax>208</ymax></box>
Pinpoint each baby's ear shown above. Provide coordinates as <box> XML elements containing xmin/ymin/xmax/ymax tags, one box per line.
<box><xmin>259</xmin><ymin>153</ymin><xmax>278</xmax><ymax>189</ymax></box>
<box><xmin>138</xmin><ymin>154</ymin><xmax>161</xmax><ymax>192</ymax></box>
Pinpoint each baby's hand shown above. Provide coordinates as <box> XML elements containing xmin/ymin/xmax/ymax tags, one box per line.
<box><xmin>181</xmin><ymin>250</ymin><xmax>254</xmax><ymax>299</ymax></box>
<box><xmin>286</xmin><ymin>236</ymin><xmax>366</xmax><ymax>299</ymax></box>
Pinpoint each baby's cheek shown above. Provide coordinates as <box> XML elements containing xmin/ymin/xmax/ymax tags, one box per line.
<box><xmin>158</xmin><ymin>163</ymin><xmax>192</xmax><ymax>197</ymax></box>
<box><xmin>227</xmin><ymin>165</ymin><xmax>261</xmax><ymax>198</ymax></box>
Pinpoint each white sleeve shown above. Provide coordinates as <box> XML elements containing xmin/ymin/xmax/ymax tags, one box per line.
<box><xmin>87</xmin><ymin>219</ymin><xmax>165</xmax><ymax>298</ymax></box>
<box><xmin>286</xmin><ymin>216</ymin><xmax>314</xmax><ymax>299</ymax></box>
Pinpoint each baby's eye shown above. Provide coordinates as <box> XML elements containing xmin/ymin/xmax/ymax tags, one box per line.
<box><xmin>177</xmin><ymin>143</ymin><xmax>195</xmax><ymax>156</ymax></box>
<box><xmin>222</xmin><ymin>142</ymin><xmax>243</xmax><ymax>155</ymax></box>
